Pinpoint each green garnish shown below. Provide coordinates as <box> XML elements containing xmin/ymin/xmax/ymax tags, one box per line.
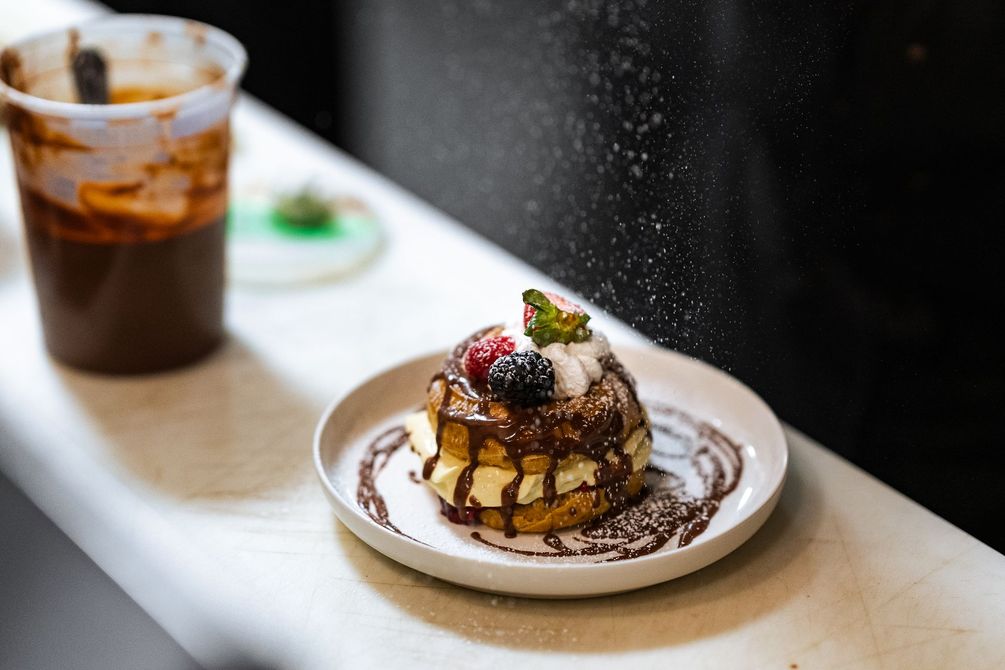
<box><xmin>274</xmin><ymin>189</ymin><xmax>332</xmax><ymax>229</ymax></box>
<box><xmin>522</xmin><ymin>288</ymin><xmax>591</xmax><ymax>347</ymax></box>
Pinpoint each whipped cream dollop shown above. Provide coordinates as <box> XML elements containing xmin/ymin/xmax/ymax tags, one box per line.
<box><xmin>502</xmin><ymin>323</ymin><xmax>611</xmax><ymax>400</ymax></box>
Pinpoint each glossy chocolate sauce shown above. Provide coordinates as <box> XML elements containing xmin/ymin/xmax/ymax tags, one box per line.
<box><xmin>471</xmin><ymin>403</ymin><xmax>744</xmax><ymax>561</ymax></box>
<box><xmin>356</xmin><ymin>425</ymin><xmax>424</xmax><ymax>544</ymax></box>
<box><xmin>22</xmin><ymin>188</ymin><xmax>226</xmax><ymax>373</ymax></box>
<box><xmin>354</xmin><ymin>401</ymin><xmax>743</xmax><ymax>562</ymax></box>
<box><xmin>3</xmin><ymin>45</ymin><xmax>231</xmax><ymax>374</ymax></box>
<box><xmin>425</xmin><ymin>327</ymin><xmax>645</xmax><ymax>536</ymax></box>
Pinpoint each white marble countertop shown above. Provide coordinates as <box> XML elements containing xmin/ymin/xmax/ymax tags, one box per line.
<box><xmin>2</xmin><ymin>3</ymin><xmax>1004</xmax><ymax>669</ymax></box>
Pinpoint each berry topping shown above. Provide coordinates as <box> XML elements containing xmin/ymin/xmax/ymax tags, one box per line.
<box><xmin>463</xmin><ymin>335</ymin><xmax>516</xmax><ymax>381</ymax></box>
<box><xmin>522</xmin><ymin>289</ymin><xmax>592</xmax><ymax>347</ymax></box>
<box><xmin>488</xmin><ymin>351</ymin><xmax>555</xmax><ymax>406</ymax></box>
<box><xmin>523</xmin><ymin>302</ymin><xmax>536</xmax><ymax>329</ymax></box>
<box><xmin>522</xmin><ymin>290</ymin><xmax>584</xmax><ymax>328</ymax></box>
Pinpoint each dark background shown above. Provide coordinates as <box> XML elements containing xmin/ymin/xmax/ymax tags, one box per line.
<box><xmin>103</xmin><ymin>0</ymin><xmax>1004</xmax><ymax>551</ymax></box>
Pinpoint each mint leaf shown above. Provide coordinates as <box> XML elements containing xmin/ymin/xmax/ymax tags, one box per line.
<box><xmin>274</xmin><ymin>189</ymin><xmax>331</xmax><ymax>229</ymax></box>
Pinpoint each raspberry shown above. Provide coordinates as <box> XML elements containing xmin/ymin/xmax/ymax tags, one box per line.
<box><xmin>488</xmin><ymin>351</ymin><xmax>555</xmax><ymax>406</ymax></box>
<box><xmin>523</xmin><ymin>291</ymin><xmax>584</xmax><ymax>328</ymax></box>
<box><xmin>463</xmin><ymin>335</ymin><xmax>516</xmax><ymax>381</ymax></box>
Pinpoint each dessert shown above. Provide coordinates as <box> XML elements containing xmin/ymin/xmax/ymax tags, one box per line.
<box><xmin>405</xmin><ymin>289</ymin><xmax>652</xmax><ymax>536</ymax></box>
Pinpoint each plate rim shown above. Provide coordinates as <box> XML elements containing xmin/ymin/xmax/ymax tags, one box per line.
<box><xmin>313</xmin><ymin>343</ymin><xmax>788</xmax><ymax>580</ymax></box>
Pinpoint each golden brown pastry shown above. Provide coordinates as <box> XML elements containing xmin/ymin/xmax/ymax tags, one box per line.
<box><xmin>406</xmin><ymin>289</ymin><xmax>652</xmax><ymax>536</ymax></box>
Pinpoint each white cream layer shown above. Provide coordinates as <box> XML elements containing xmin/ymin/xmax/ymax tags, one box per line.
<box><xmin>404</xmin><ymin>411</ymin><xmax>651</xmax><ymax>508</ymax></box>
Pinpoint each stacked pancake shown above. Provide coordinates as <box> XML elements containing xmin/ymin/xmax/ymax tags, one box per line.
<box><xmin>406</xmin><ymin>290</ymin><xmax>652</xmax><ymax>536</ymax></box>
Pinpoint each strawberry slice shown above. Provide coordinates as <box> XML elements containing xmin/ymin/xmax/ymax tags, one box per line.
<box><xmin>523</xmin><ymin>302</ymin><xmax>535</xmax><ymax>329</ymax></box>
<box><xmin>522</xmin><ymin>291</ymin><xmax>584</xmax><ymax>328</ymax></box>
<box><xmin>522</xmin><ymin>289</ymin><xmax>591</xmax><ymax>347</ymax></box>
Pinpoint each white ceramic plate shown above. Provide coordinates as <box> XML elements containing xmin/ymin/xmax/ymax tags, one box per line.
<box><xmin>314</xmin><ymin>345</ymin><xmax>787</xmax><ymax>598</ymax></box>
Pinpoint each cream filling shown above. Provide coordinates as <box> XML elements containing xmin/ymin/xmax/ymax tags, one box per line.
<box><xmin>404</xmin><ymin>411</ymin><xmax>652</xmax><ymax>508</ymax></box>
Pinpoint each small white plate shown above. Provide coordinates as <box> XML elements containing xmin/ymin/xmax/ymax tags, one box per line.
<box><xmin>314</xmin><ymin>345</ymin><xmax>787</xmax><ymax>598</ymax></box>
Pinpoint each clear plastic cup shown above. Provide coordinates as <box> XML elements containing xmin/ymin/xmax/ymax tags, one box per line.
<box><xmin>0</xmin><ymin>15</ymin><xmax>246</xmax><ymax>374</ymax></box>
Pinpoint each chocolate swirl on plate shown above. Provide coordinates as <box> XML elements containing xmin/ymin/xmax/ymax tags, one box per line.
<box><xmin>356</xmin><ymin>426</ymin><xmax>426</xmax><ymax>545</ymax></box>
<box><xmin>356</xmin><ymin>402</ymin><xmax>744</xmax><ymax>562</ymax></box>
<box><xmin>471</xmin><ymin>403</ymin><xmax>744</xmax><ymax>561</ymax></box>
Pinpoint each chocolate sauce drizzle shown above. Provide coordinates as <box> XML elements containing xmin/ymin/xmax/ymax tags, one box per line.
<box><xmin>470</xmin><ymin>403</ymin><xmax>744</xmax><ymax>561</ymax></box>
<box><xmin>355</xmin><ymin>330</ymin><xmax>744</xmax><ymax>562</ymax></box>
<box><xmin>425</xmin><ymin>327</ymin><xmax>642</xmax><ymax>536</ymax></box>
<box><xmin>356</xmin><ymin>426</ymin><xmax>426</xmax><ymax>545</ymax></box>
<box><xmin>354</xmin><ymin>401</ymin><xmax>744</xmax><ymax>562</ymax></box>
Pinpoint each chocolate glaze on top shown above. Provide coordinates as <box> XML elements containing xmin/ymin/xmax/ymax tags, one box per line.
<box><xmin>426</xmin><ymin>327</ymin><xmax>647</xmax><ymax>536</ymax></box>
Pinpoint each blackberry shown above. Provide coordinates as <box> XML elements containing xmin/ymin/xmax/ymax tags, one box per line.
<box><xmin>488</xmin><ymin>351</ymin><xmax>555</xmax><ymax>406</ymax></box>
